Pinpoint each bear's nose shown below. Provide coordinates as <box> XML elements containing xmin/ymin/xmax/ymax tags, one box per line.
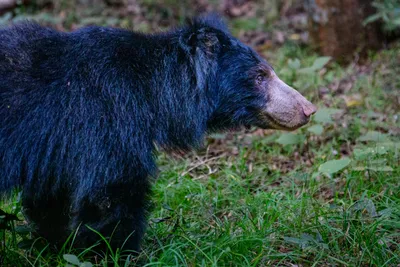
<box><xmin>303</xmin><ymin>103</ymin><xmax>317</xmax><ymax>117</ymax></box>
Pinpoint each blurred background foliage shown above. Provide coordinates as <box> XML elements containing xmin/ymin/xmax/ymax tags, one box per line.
<box><xmin>1</xmin><ymin>0</ymin><xmax>399</xmax><ymax>60</ymax></box>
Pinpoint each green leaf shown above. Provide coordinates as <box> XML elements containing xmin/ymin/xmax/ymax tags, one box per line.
<box><xmin>298</xmin><ymin>67</ymin><xmax>315</xmax><ymax>74</ymax></box>
<box><xmin>369</xmin><ymin>159</ymin><xmax>387</xmax><ymax>165</ymax></box>
<box><xmin>259</xmin><ymin>133</ymin><xmax>279</xmax><ymax>145</ymax></box>
<box><xmin>358</xmin><ymin>131</ymin><xmax>388</xmax><ymax>142</ymax></box>
<box><xmin>351</xmin><ymin>199</ymin><xmax>378</xmax><ymax>217</ymax></box>
<box><xmin>375</xmin><ymin>145</ymin><xmax>389</xmax><ymax>154</ymax></box>
<box><xmin>364</xmin><ymin>13</ymin><xmax>382</xmax><ymax>25</ymax></box>
<box><xmin>298</xmin><ymin>57</ymin><xmax>331</xmax><ymax>74</ymax></box>
<box><xmin>63</xmin><ymin>254</ymin><xmax>81</xmax><ymax>266</ymax></box>
<box><xmin>288</xmin><ymin>58</ymin><xmax>301</xmax><ymax>70</ymax></box>
<box><xmin>307</xmin><ymin>124</ymin><xmax>324</xmax><ymax>135</ymax></box>
<box><xmin>368</xmin><ymin>166</ymin><xmax>394</xmax><ymax>172</ymax></box>
<box><xmin>377</xmin><ymin>142</ymin><xmax>400</xmax><ymax>152</ymax></box>
<box><xmin>319</xmin><ymin>158</ymin><xmax>351</xmax><ymax>174</ymax></box>
<box><xmin>353</xmin><ymin>148</ymin><xmax>373</xmax><ymax>160</ymax></box>
<box><xmin>353</xmin><ymin>166</ymin><xmax>394</xmax><ymax>172</ymax></box>
<box><xmin>313</xmin><ymin>108</ymin><xmax>342</xmax><ymax>124</ymax></box>
<box><xmin>353</xmin><ymin>144</ymin><xmax>392</xmax><ymax>159</ymax></box>
<box><xmin>312</xmin><ymin>57</ymin><xmax>332</xmax><ymax>70</ymax></box>
<box><xmin>275</xmin><ymin>133</ymin><xmax>305</xmax><ymax>145</ymax></box>
<box><xmin>81</xmin><ymin>262</ymin><xmax>93</xmax><ymax>267</ymax></box>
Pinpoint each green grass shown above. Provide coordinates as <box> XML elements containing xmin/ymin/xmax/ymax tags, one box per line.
<box><xmin>1</xmin><ymin>13</ymin><xmax>400</xmax><ymax>267</ymax></box>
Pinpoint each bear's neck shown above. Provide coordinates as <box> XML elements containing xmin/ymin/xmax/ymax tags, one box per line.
<box><xmin>150</xmin><ymin>42</ymin><xmax>217</xmax><ymax>152</ymax></box>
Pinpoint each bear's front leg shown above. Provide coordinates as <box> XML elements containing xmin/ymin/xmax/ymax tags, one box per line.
<box><xmin>22</xmin><ymin>183</ymin><xmax>72</xmax><ymax>248</ymax></box>
<box><xmin>70</xmin><ymin>179</ymin><xmax>151</xmax><ymax>253</ymax></box>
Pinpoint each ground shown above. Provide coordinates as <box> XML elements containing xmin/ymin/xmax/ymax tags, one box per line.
<box><xmin>0</xmin><ymin>2</ymin><xmax>399</xmax><ymax>266</ymax></box>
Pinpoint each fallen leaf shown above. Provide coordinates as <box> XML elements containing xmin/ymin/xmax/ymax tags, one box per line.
<box><xmin>343</xmin><ymin>94</ymin><xmax>363</xmax><ymax>107</ymax></box>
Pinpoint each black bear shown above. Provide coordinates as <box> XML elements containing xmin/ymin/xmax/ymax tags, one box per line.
<box><xmin>0</xmin><ymin>14</ymin><xmax>316</xmax><ymax>251</ymax></box>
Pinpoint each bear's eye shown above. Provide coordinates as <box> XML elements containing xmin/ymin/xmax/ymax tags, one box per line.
<box><xmin>256</xmin><ymin>75</ymin><xmax>264</xmax><ymax>85</ymax></box>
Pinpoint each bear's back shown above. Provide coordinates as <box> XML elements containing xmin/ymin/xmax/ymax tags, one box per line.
<box><xmin>0</xmin><ymin>23</ymin><xmax>160</xmax><ymax>193</ymax></box>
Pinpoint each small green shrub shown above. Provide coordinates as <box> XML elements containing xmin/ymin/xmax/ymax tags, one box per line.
<box><xmin>365</xmin><ymin>0</ymin><xmax>400</xmax><ymax>31</ymax></box>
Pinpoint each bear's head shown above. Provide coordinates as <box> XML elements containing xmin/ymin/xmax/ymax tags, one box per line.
<box><xmin>182</xmin><ymin>14</ymin><xmax>316</xmax><ymax>132</ymax></box>
<box><xmin>213</xmin><ymin>41</ymin><xmax>317</xmax><ymax>131</ymax></box>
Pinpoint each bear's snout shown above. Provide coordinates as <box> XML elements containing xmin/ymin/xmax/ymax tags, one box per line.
<box><xmin>298</xmin><ymin>92</ymin><xmax>317</xmax><ymax>118</ymax></box>
<box><xmin>261</xmin><ymin>75</ymin><xmax>316</xmax><ymax>131</ymax></box>
<box><xmin>303</xmin><ymin>102</ymin><xmax>317</xmax><ymax>117</ymax></box>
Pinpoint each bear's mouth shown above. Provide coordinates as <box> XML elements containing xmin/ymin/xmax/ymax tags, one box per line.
<box><xmin>256</xmin><ymin>112</ymin><xmax>311</xmax><ymax>131</ymax></box>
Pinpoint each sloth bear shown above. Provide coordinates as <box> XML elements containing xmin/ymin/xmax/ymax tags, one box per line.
<box><xmin>0</xmin><ymin>14</ymin><xmax>316</xmax><ymax>251</ymax></box>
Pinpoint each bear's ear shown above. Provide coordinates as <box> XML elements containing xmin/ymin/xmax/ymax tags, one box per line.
<box><xmin>180</xmin><ymin>27</ymin><xmax>220</xmax><ymax>56</ymax></box>
<box><xmin>179</xmin><ymin>13</ymin><xmax>227</xmax><ymax>56</ymax></box>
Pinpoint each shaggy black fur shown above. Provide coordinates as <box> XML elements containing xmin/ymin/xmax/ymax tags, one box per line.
<box><xmin>0</xmin><ymin>14</ymin><xmax>272</xmax><ymax>251</ymax></box>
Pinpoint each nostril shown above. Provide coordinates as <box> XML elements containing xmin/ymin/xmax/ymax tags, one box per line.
<box><xmin>303</xmin><ymin>104</ymin><xmax>317</xmax><ymax>117</ymax></box>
